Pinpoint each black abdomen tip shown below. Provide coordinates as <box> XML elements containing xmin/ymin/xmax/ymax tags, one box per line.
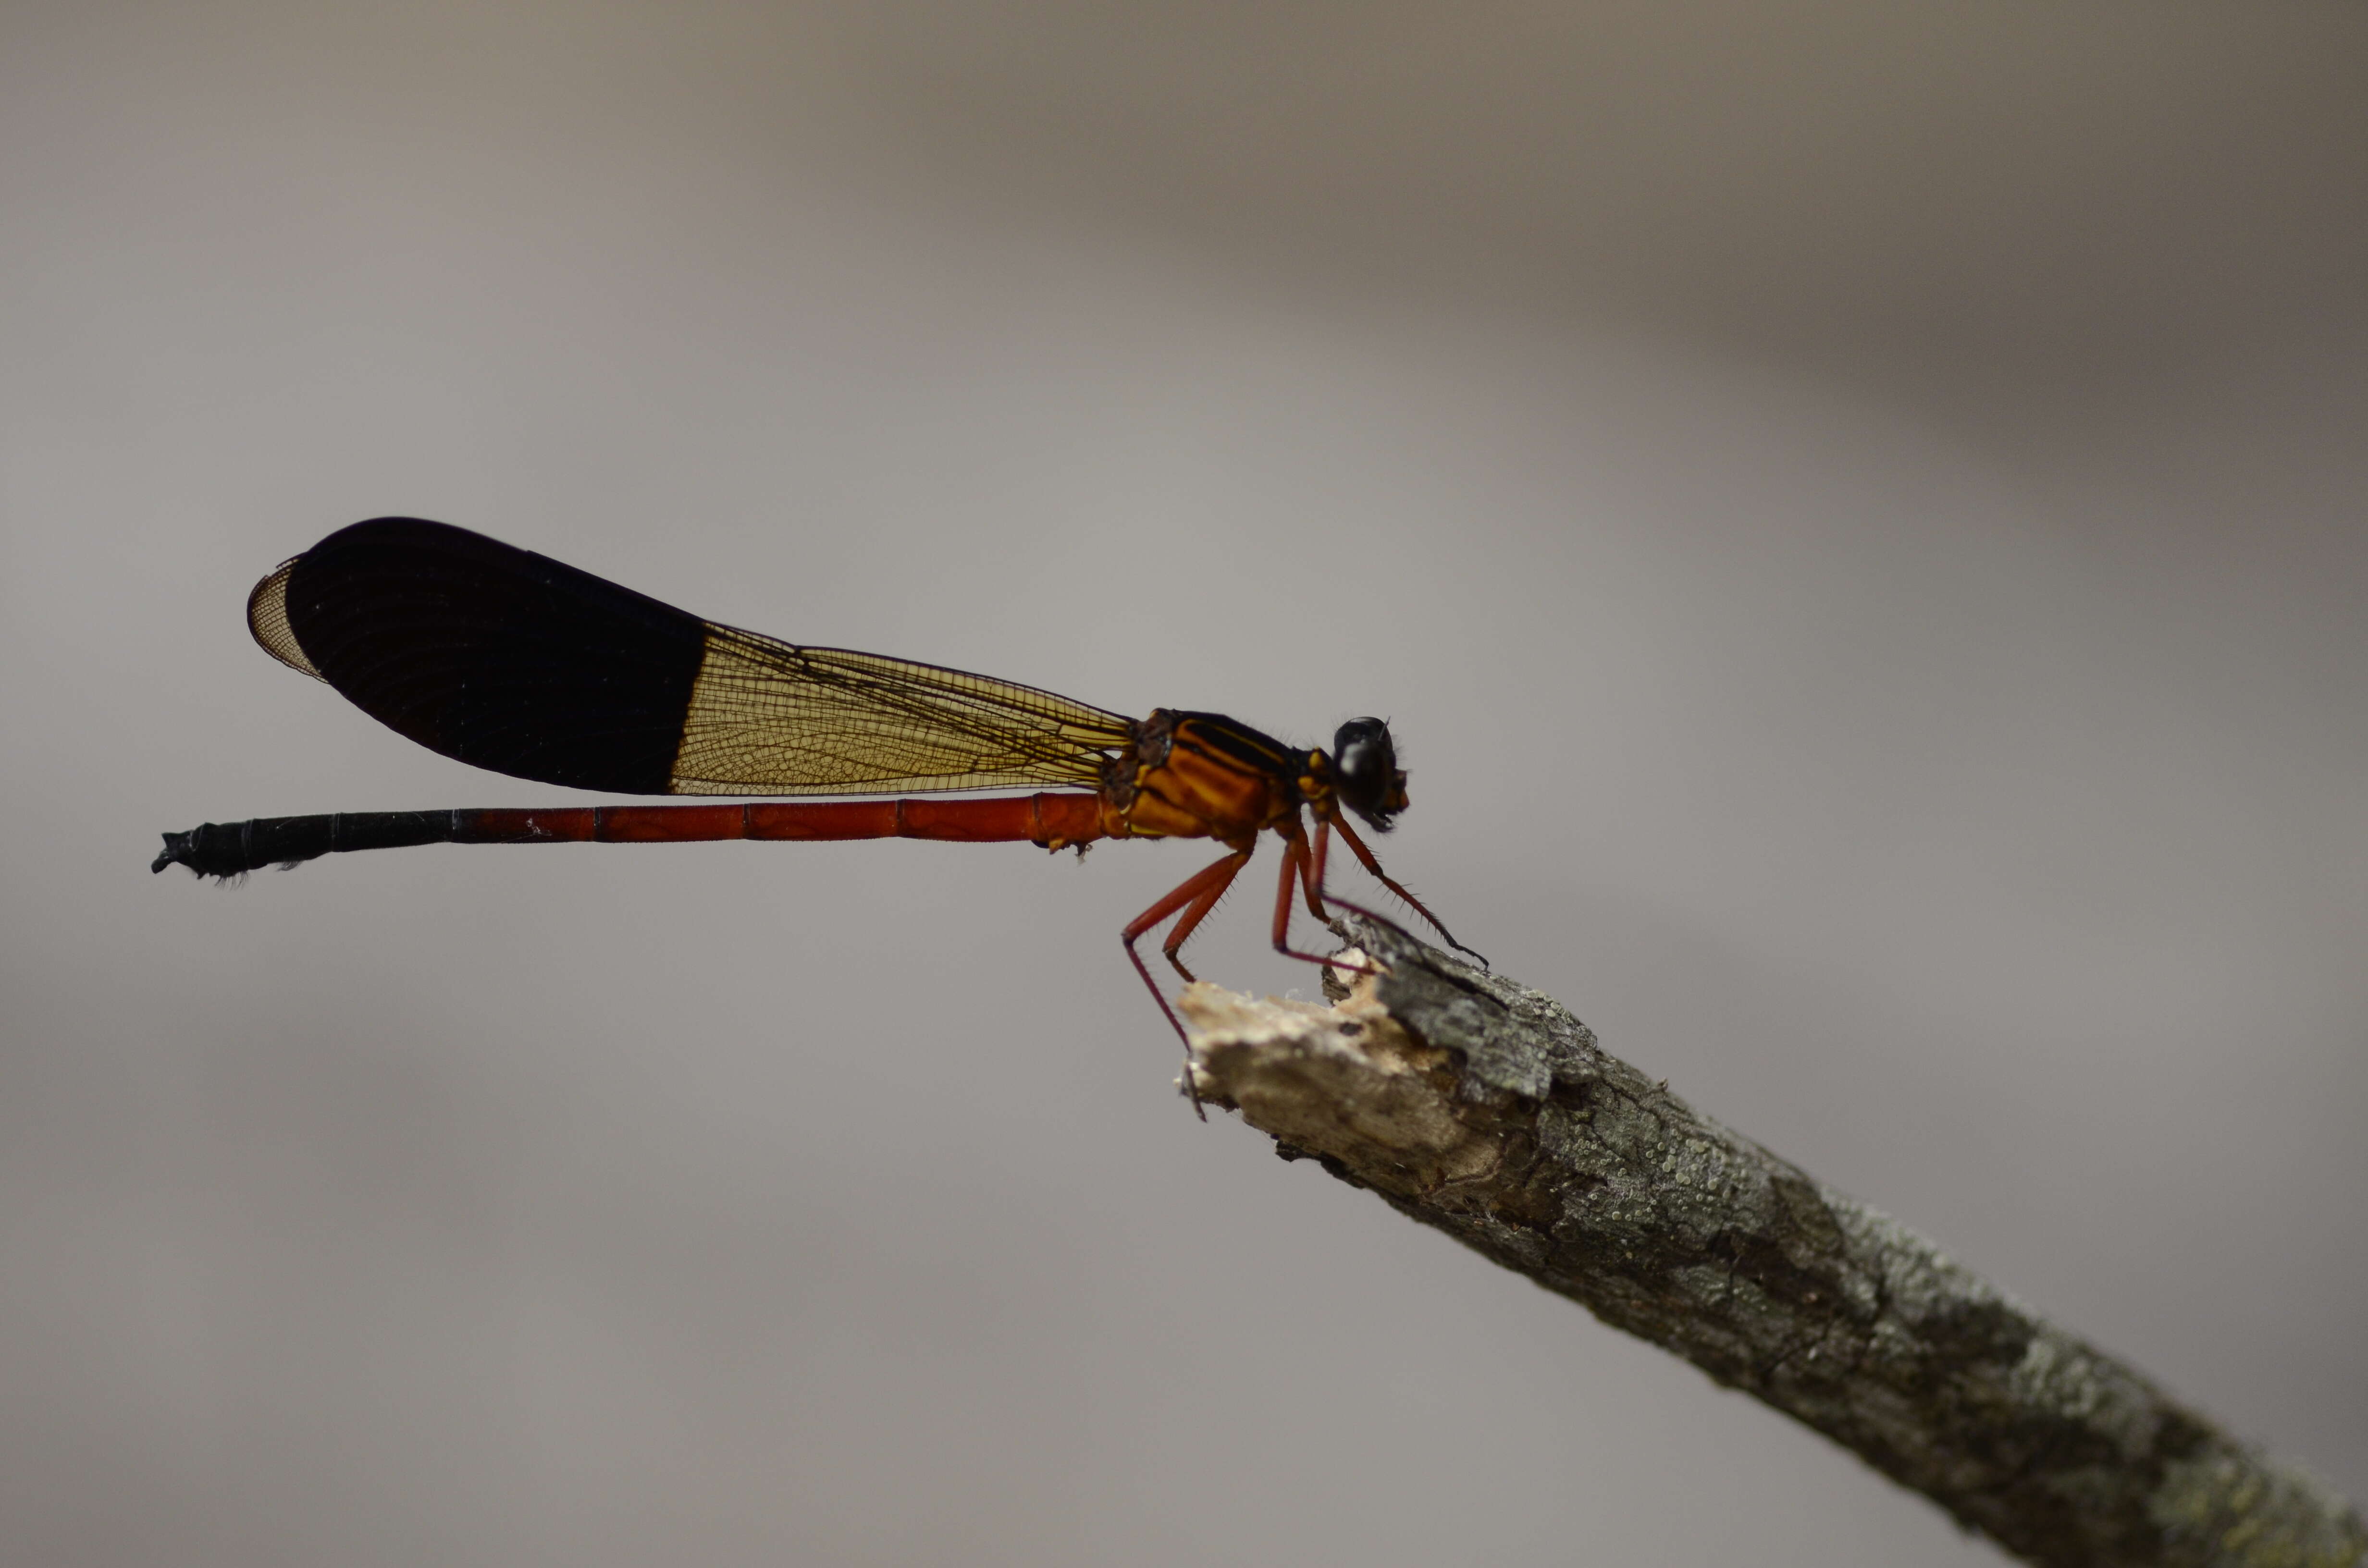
<box><xmin>152</xmin><ymin>822</ymin><xmax>264</xmax><ymax>878</ymax></box>
<box><xmin>152</xmin><ymin>818</ymin><xmax>318</xmax><ymax>878</ymax></box>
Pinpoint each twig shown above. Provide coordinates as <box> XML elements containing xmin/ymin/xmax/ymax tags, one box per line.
<box><xmin>1178</xmin><ymin>915</ymin><xmax>2366</xmax><ymax>1568</ymax></box>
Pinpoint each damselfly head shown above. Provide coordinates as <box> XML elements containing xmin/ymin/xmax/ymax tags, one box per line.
<box><xmin>1332</xmin><ymin>717</ymin><xmax>1408</xmax><ymax>832</ymax></box>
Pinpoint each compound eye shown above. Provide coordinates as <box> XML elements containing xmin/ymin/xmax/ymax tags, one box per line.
<box><xmin>1332</xmin><ymin>717</ymin><xmax>1404</xmax><ymax>831</ymax></box>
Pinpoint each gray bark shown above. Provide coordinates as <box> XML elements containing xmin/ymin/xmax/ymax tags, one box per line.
<box><xmin>1178</xmin><ymin>915</ymin><xmax>2366</xmax><ymax>1568</ymax></box>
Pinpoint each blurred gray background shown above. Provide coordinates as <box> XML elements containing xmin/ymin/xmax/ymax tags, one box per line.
<box><xmin>4</xmin><ymin>3</ymin><xmax>2364</xmax><ymax>1564</ymax></box>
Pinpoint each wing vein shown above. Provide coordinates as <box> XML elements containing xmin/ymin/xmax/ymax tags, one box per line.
<box><xmin>667</xmin><ymin>624</ymin><xmax>1133</xmax><ymax>796</ymax></box>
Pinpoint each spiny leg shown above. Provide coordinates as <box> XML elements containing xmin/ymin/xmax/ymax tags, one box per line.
<box><xmin>1322</xmin><ymin>813</ymin><xmax>1490</xmax><ymax>968</ymax></box>
<box><xmin>1300</xmin><ymin>817</ymin><xmax>1333</xmax><ymax>919</ymax></box>
<box><xmin>1268</xmin><ymin>825</ymin><xmax>1379</xmax><ymax>978</ymax></box>
<box><xmin>1122</xmin><ymin>846</ymin><xmax>1254</xmax><ymax>1117</ymax></box>
<box><xmin>1159</xmin><ymin>854</ymin><xmax>1249</xmax><ymax>982</ymax></box>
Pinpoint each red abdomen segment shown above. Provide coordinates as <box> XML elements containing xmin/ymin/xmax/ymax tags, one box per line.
<box><xmin>152</xmin><ymin>793</ymin><xmax>1106</xmax><ymax>877</ymax></box>
<box><xmin>483</xmin><ymin>795</ymin><xmax>1103</xmax><ymax>846</ymax></box>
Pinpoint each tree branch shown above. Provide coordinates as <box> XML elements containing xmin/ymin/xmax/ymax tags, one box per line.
<box><xmin>1178</xmin><ymin>915</ymin><xmax>2366</xmax><ymax>1568</ymax></box>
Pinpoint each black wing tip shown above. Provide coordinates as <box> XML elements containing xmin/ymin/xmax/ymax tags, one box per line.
<box><xmin>314</xmin><ymin>515</ymin><xmax>469</xmax><ymax>546</ymax></box>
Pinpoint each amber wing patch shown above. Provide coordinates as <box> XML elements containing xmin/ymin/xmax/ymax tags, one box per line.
<box><xmin>669</xmin><ymin>624</ymin><xmax>1134</xmax><ymax>795</ymax></box>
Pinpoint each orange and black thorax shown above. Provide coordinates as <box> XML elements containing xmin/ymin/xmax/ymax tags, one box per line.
<box><xmin>1099</xmin><ymin>709</ymin><xmax>1335</xmax><ymax>848</ymax></box>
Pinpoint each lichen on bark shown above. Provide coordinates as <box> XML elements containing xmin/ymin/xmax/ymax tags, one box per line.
<box><xmin>1179</xmin><ymin>916</ymin><xmax>2366</xmax><ymax>1568</ymax></box>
